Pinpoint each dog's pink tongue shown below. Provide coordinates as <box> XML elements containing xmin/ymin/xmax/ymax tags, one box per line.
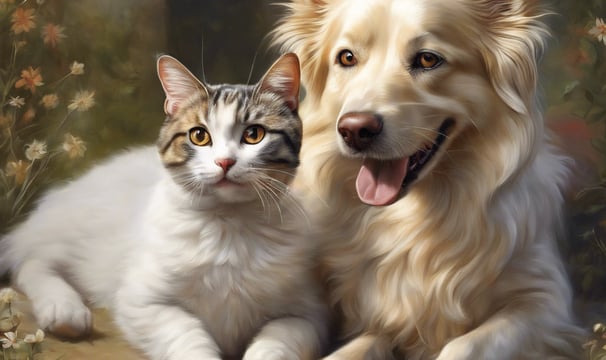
<box><xmin>356</xmin><ymin>158</ymin><xmax>408</xmax><ymax>206</ymax></box>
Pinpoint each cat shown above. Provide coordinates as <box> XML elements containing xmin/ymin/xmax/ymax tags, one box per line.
<box><xmin>0</xmin><ymin>53</ymin><xmax>329</xmax><ymax>360</ymax></box>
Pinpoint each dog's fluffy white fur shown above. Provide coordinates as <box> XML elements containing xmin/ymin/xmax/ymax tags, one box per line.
<box><xmin>273</xmin><ymin>0</ymin><xmax>585</xmax><ymax>359</ymax></box>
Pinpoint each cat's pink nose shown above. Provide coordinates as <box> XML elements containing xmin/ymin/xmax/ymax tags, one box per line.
<box><xmin>215</xmin><ymin>158</ymin><xmax>236</xmax><ymax>172</ymax></box>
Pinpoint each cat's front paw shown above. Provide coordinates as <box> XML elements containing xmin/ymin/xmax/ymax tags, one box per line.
<box><xmin>33</xmin><ymin>297</ymin><xmax>92</xmax><ymax>338</ymax></box>
<box><xmin>243</xmin><ymin>340</ymin><xmax>294</xmax><ymax>360</ymax></box>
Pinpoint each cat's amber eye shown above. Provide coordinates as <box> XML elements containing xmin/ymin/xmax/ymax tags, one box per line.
<box><xmin>242</xmin><ymin>125</ymin><xmax>266</xmax><ymax>145</ymax></box>
<box><xmin>413</xmin><ymin>51</ymin><xmax>443</xmax><ymax>70</ymax></box>
<box><xmin>189</xmin><ymin>127</ymin><xmax>212</xmax><ymax>146</ymax></box>
<box><xmin>337</xmin><ymin>49</ymin><xmax>357</xmax><ymax>67</ymax></box>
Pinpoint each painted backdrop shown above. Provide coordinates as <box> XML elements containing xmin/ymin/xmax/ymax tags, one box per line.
<box><xmin>1</xmin><ymin>0</ymin><xmax>606</xmax><ymax>357</ymax></box>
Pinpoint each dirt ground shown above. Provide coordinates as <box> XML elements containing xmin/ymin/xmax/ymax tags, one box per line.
<box><xmin>1</xmin><ymin>281</ymin><xmax>144</xmax><ymax>360</ymax></box>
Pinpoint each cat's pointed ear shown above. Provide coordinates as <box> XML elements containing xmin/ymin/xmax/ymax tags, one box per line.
<box><xmin>157</xmin><ymin>55</ymin><xmax>207</xmax><ymax>117</ymax></box>
<box><xmin>257</xmin><ymin>53</ymin><xmax>301</xmax><ymax>112</ymax></box>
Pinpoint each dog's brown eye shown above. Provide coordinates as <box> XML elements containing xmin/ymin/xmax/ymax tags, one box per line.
<box><xmin>414</xmin><ymin>51</ymin><xmax>443</xmax><ymax>70</ymax></box>
<box><xmin>189</xmin><ymin>127</ymin><xmax>212</xmax><ymax>146</ymax></box>
<box><xmin>420</xmin><ymin>53</ymin><xmax>438</xmax><ymax>68</ymax></box>
<box><xmin>337</xmin><ymin>49</ymin><xmax>357</xmax><ymax>67</ymax></box>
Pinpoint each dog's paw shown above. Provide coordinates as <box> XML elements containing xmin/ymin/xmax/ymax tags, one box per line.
<box><xmin>243</xmin><ymin>340</ymin><xmax>292</xmax><ymax>360</ymax></box>
<box><xmin>33</xmin><ymin>297</ymin><xmax>92</xmax><ymax>339</ymax></box>
<box><xmin>436</xmin><ymin>337</ymin><xmax>477</xmax><ymax>360</ymax></box>
<box><xmin>323</xmin><ymin>353</ymin><xmax>391</xmax><ymax>360</ymax></box>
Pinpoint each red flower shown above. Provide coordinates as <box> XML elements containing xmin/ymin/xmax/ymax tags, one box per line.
<box><xmin>15</xmin><ymin>67</ymin><xmax>44</xmax><ymax>94</ymax></box>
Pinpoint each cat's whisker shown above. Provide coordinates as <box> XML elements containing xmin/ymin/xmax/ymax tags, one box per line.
<box><xmin>192</xmin><ymin>183</ymin><xmax>208</xmax><ymax>207</ymax></box>
<box><xmin>260</xmin><ymin>182</ymin><xmax>285</xmax><ymax>222</ymax></box>
<box><xmin>254</xmin><ymin>179</ymin><xmax>285</xmax><ymax>223</ymax></box>
<box><xmin>252</xmin><ymin>168</ymin><xmax>329</xmax><ymax>211</ymax></box>
<box><xmin>251</xmin><ymin>174</ymin><xmax>288</xmax><ymax>218</ymax></box>
<box><xmin>250</xmin><ymin>181</ymin><xmax>271</xmax><ymax>219</ymax></box>
<box><xmin>278</xmin><ymin>194</ymin><xmax>309</xmax><ymax>226</ymax></box>
<box><xmin>252</xmin><ymin>173</ymin><xmax>309</xmax><ymax>225</ymax></box>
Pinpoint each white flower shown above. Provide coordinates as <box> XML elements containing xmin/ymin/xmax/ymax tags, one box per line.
<box><xmin>23</xmin><ymin>329</ymin><xmax>44</xmax><ymax>344</ymax></box>
<box><xmin>589</xmin><ymin>17</ymin><xmax>606</xmax><ymax>45</ymax></box>
<box><xmin>0</xmin><ymin>311</ymin><xmax>22</xmax><ymax>333</ymax></box>
<box><xmin>0</xmin><ymin>288</ymin><xmax>17</xmax><ymax>304</ymax></box>
<box><xmin>8</xmin><ymin>96</ymin><xmax>25</xmax><ymax>108</ymax></box>
<box><xmin>70</xmin><ymin>61</ymin><xmax>85</xmax><ymax>75</ymax></box>
<box><xmin>1</xmin><ymin>331</ymin><xmax>19</xmax><ymax>349</ymax></box>
<box><xmin>25</xmin><ymin>139</ymin><xmax>48</xmax><ymax>161</ymax></box>
<box><xmin>62</xmin><ymin>133</ymin><xmax>87</xmax><ymax>159</ymax></box>
<box><xmin>68</xmin><ymin>90</ymin><xmax>95</xmax><ymax>112</ymax></box>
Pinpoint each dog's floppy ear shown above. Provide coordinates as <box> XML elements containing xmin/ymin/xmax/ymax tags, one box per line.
<box><xmin>473</xmin><ymin>0</ymin><xmax>550</xmax><ymax>115</ymax></box>
<box><xmin>271</xmin><ymin>0</ymin><xmax>330</xmax><ymax>104</ymax></box>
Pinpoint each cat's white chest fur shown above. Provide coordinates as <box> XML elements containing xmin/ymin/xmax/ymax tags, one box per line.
<box><xmin>128</xmin><ymin>179</ymin><xmax>309</xmax><ymax>356</ymax></box>
<box><xmin>180</xmin><ymin>226</ymin><xmax>283</xmax><ymax>353</ymax></box>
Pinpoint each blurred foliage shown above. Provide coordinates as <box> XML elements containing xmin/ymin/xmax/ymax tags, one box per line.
<box><xmin>543</xmin><ymin>0</ymin><xmax>606</xmax><ymax>304</ymax></box>
<box><xmin>0</xmin><ymin>287</ymin><xmax>44</xmax><ymax>360</ymax></box>
<box><xmin>0</xmin><ymin>0</ymin><xmax>98</xmax><ymax>232</ymax></box>
<box><xmin>585</xmin><ymin>322</ymin><xmax>606</xmax><ymax>360</ymax></box>
<box><xmin>0</xmin><ymin>0</ymin><xmax>278</xmax><ymax>235</ymax></box>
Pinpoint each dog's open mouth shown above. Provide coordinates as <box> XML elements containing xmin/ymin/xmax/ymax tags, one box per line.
<box><xmin>355</xmin><ymin>119</ymin><xmax>455</xmax><ymax>206</ymax></box>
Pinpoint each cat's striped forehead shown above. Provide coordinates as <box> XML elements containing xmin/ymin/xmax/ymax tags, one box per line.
<box><xmin>161</xmin><ymin>84</ymin><xmax>281</xmax><ymax>128</ymax></box>
<box><xmin>166</xmin><ymin>84</ymin><xmax>251</xmax><ymax>126</ymax></box>
<box><xmin>205</xmin><ymin>84</ymin><xmax>296</xmax><ymax>130</ymax></box>
<box><xmin>209</xmin><ymin>84</ymin><xmax>253</xmax><ymax>109</ymax></box>
<box><xmin>206</xmin><ymin>85</ymin><xmax>254</xmax><ymax>130</ymax></box>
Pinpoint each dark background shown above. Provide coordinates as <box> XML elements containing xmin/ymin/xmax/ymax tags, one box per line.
<box><xmin>166</xmin><ymin>0</ymin><xmax>278</xmax><ymax>84</ymax></box>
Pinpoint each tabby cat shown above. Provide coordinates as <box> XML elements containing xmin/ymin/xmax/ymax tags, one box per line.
<box><xmin>0</xmin><ymin>53</ymin><xmax>328</xmax><ymax>360</ymax></box>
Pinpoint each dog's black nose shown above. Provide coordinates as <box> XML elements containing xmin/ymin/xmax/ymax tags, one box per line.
<box><xmin>337</xmin><ymin>112</ymin><xmax>383</xmax><ymax>151</ymax></box>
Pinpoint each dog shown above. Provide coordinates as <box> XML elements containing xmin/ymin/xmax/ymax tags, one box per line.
<box><xmin>272</xmin><ymin>0</ymin><xmax>585</xmax><ymax>359</ymax></box>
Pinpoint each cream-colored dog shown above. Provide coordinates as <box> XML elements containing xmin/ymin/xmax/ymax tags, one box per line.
<box><xmin>273</xmin><ymin>0</ymin><xmax>585</xmax><ymax>359</ymax></box>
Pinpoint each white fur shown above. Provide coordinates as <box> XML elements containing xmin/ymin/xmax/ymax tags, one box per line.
<box><xmin>113</xmin><ymin>163</ymin><xmax>327</xmax><ymax>359</ymax></box>
<box><xmin>0</xmin><ymin>53</ymin><xmax>328</xmax><ymax>358</ymax></box>
<box><xmin>273</xmin><ymin>0</ymin><xmax>586</xmax><ymax>359</ymax></box>
<box><xmin>0</xmin><ymin>148</ymin><xmax>327</xmax><ymax>359</ymax></box>
<box><xmin>0</xmin><ymin>148</ymin><xmax>160</xmax><ymax>335</ymax></box>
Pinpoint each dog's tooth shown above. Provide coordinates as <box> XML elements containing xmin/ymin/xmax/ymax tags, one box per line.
<box><xmin>409</xmin><ymin>156</ymin><xmax>418</xmax><ymax>171</ymax></box>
